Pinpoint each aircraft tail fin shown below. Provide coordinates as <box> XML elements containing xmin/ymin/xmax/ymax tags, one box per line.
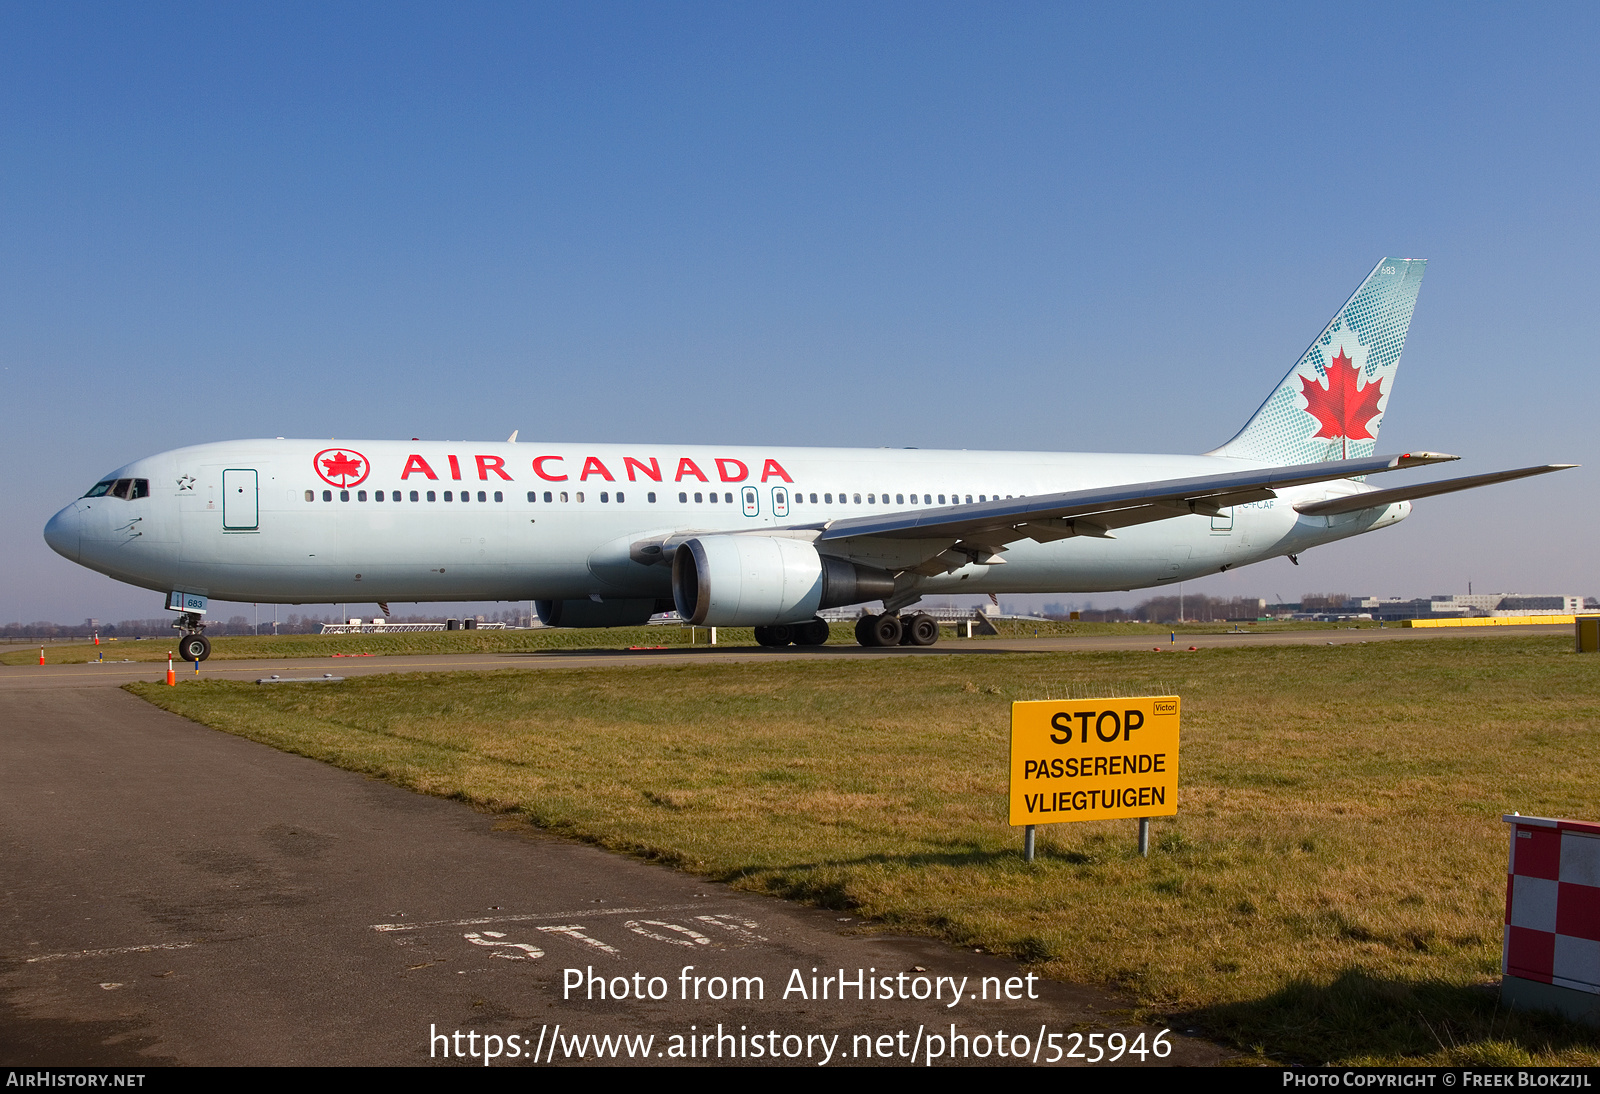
<box><xmin>1210</xmin><ymin>257</ymin><xmax>1427</xmax><ymax>464</ymax></box>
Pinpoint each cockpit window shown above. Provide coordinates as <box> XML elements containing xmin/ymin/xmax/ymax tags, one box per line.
<box><xmin>82</xmin><ymin>478</ymin><xmax>149</xmax><ymax>500</ymax></box>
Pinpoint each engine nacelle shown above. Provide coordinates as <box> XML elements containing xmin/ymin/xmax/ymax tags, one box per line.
<box><xmin>535</xmin><ymin>598</ymin><xmax>667</xmax><ymax>628</ymax></box>
<box><xmin>672</xmin><ymin>535</ymin><xmax>895</xmax><ymax>627</ymax></box>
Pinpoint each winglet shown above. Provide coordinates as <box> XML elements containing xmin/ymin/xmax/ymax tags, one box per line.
<box><xmin>1393</xmin><ymin>451</ymin><xmax>1459</xmax><ymax>467</ymax></box>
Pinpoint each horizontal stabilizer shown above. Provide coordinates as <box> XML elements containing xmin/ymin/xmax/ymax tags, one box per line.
<box><xmin>1292</xmin><ymin>464</ymin><xmax>1577</xmax><ymax>516</ymax></box>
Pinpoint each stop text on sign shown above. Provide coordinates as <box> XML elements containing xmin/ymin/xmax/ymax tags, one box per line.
<box><xmin>1009</xmin><ymin>696</ymin><xmax>1180</xmax><ymax>826</ymax></box>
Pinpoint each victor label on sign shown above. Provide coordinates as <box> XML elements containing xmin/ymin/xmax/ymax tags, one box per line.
<box><xmin>1009</xmin><ymin>696</ymin><xmax>1180</xmax><ymax>826</ymax></box>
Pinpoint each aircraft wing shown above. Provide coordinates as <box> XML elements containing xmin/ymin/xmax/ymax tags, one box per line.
<box><xmin>1291</xmin><ymin>464</ymin><xmax>1577</xmax><ymax>517</ymax></box>
<box><xmin>810</xmin><ymin>451</ymin><xmax>1458</xmax><ymax>575</ymax></box>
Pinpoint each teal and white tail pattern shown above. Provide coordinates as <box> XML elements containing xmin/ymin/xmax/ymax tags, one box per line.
<box><xmin>1211</xmin><ymin>257</ymin><xmax>1426</xmax><ymax>464</ymax></box>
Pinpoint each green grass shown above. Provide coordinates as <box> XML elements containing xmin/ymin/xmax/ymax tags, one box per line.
<box><xmin>9</xmin><ymin>624</ymin><xmax>742</xmax><ymax>664</ymax></box>
<box><xmin>7</xmin><ymin>617</ymin><xmax>1380</xmax><ymax>665</ymax></box>
<box><xmin>126</xmin><ymin>635</ymin><xmax>1600</xmax><ymax>1065</ymax></box>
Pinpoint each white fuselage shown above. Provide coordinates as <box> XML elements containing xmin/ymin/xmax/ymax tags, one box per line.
<box><xmin>43</xmin><ymin>439</ymin><xmax>1408</xmax><ymax>607</ymax></box>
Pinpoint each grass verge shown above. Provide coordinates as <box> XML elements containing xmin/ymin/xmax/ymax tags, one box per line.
<box><xmin>9</xmin><ymin>617</ymin><xmax>1383</xmax><ymax>665</ymax></box>
<box><xmin>127</xmin><ymin>635</ymin><xmax>1600</xmax><ymax>1064</ymax></box>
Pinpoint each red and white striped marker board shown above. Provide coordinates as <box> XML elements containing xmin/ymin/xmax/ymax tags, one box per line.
<box><xmin>1503</xmin><ymin>814</ymin><xmax>1600</xmax><ymax>994</ymax></box>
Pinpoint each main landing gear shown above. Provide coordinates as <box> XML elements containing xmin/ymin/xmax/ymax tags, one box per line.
<box><xmin>854</xmin><ymin>612</ymin><xmax>939</xmax><ymax>648</ymax></box>
<box><xmin>753</xmin><ymin>618</ymin><xmax>831</xmax><ymax>647</ymax></box>
<box><xmin>173</xmin><ymin>612</ymin><xmax>212</xmax><ymax>662</ymax></box>
<box><xmin>751</xmin><ymin>612</ymin><xmax>941</xmax><ymax>648</ymax></box>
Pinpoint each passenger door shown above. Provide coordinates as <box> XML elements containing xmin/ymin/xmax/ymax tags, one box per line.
<box><xmin>222</xmin><ymin>469</ymin><xmax>259</xmax><ymax>531</ymax></box>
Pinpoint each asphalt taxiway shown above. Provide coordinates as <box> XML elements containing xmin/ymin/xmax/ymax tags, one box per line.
<box><xmin>0</xmin><ymin>637</ymin><xmax>1255</xmax><ymax>1067</ymax></box>
<box><xmin>0</xmin><ymin>624</ymin><xmax>1563</xmax><ymax>1065</ymax></box>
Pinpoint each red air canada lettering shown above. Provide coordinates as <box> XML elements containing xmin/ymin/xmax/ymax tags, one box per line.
<box><xmin>393</xmin><ymin>452</ymin><xmax>796</xmax><ymax>486</ymax></box>
<box><xmin>476</xmin><ymin>455</ymin><xmax>512</xmax><ymax>481</ymax></box>
<box><xmin>400</xmin><ymin>455</ymin><xmax>438</xmax><ymax>481</ymax></box>
<box><xmin>533</xmin><ymin>456</ymin><xmax>568</xmax><ymax>481</ymax></box>
<box><xmin>624</xmin><ymin>457</ymin><xmax>661</xmax><ymax>482</ymax></box>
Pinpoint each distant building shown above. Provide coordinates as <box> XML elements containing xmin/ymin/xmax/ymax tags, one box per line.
<box><xmin>1350</xmin><ymin>594</ymin><xmax>1585</xmax><ymax>622</ymax></box>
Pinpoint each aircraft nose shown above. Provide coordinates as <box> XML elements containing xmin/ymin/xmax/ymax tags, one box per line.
<box><xmin>43</xmin><ymin>505</ymin><xmax>81</xmax><ymax>562</ymax></box>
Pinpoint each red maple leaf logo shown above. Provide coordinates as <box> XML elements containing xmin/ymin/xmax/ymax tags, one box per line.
<box><xmin>1300</xmin><ymin>348</ymin><xmax>1383</xmax><ymax>442</ymax></box>
<box><xmin>314</xmin><ymin>448</ymin><xmax>369</xmax><ymax>487</ymax></box>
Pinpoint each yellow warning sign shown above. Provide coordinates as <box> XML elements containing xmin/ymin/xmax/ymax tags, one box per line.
<box><xmin>1009</xmin><ymin>696</ymin><xmax>1180</xmax><ymax>826</ymax></box>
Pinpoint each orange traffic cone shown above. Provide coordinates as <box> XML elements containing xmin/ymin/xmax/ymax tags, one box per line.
<box><xmin>94</xmin><ymin>631</ymin><xmax>99</xmax><ymax>646</ymax></box>
<box><xmin>166</xmin><ymin>653</ymin><xmax>176</xmax><ymax>687</ymax></box>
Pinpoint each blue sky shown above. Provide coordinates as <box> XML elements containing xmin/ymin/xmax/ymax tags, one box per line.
<box><xmin>3</xmin><ymin>3</ymin><xmax>1595</xmax><ymax>624</ymax></box>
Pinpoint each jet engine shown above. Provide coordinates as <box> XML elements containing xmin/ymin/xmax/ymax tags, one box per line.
<box><xmin>671</xmin><ymin>535</ymin><xmax>895</xmax><ymax>627</ymax></box>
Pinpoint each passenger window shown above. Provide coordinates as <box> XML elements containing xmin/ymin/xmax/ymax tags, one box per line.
<box><xmin>493</xmin><ymin>491</ymin><xmax>503</xmax><ymax>502</ymax></box>
<box><xmin>648</xmin><ymin>492</ymin><xmax>656</xmax><ymax>503</ymax></box>
<box><xmin>810</xmin><ymin>493</ymin><xmax>818</xmax><ymax>503</ymax></box>
<box><xmin>527</xmin><ymin>491</ymin><xmax>536</xmax><ymax>502</ymax></box>
<box><xmin>340</xmin><ymin>490</ymin><xmax>350</xmax><ymax>501</ymax></box>
<box><xmin>600</xmin><ymin>492</ymin><xmax>609</xmax><ymax>503</ymax></box>
<box><xmin>708</xmin><ymin>492</ymin><xmax>717</xmax><ymax>503</ymax></box>
<box><xmin>560</xmin><ymin>492</ymin><xmax>569</xmax><ymax>502</ymax></box>
<box><xmin>853</xmin><ymin>493</ymin><xmax>861</xmax><ymax>503</ymax></box>
<box><xmin>544</xmin><ymin>491</ymin><xmax>553</xmax><ymax>502</ymax></box>
<box><xmin>427</xmin><ymin>491</ymin><xmax>437</xmax><ymax>501</ymax></box>
<box><xmin>938</xmin><ymin>494</ymin><xmax>945</xmax><ymax>504</ymax></box>
<box><xmin>357</xmin><ymin>490</ymin><xmax>367</xmax><ymax>501</ymax></box>
<box><xmin>724</xmin><ymin>492</ymin><xmax>733</xmax><ymax>503</ymax></box>
<box><xmin>305</xmin><ymin>490</ymin><xmax>314</xmax><ymax>502</ymax></box>
<box><xmin>867</xmin><ymin>494</ymin><xmax>875</xmax><ymax>504</ymax></box>
<box><xmin>824</xmin><ymin>493</ymin><xmax>832</xmax><ymax>503</ymax></box>
<box><xmin>616</xmin><ymin>491</ymin><xmax>624</xmax><ymax>503</ymax></box>
<box><xmin>410</xmin><ymin>491</ymin><xmax>419</xmax><ymax>502</ymax></box>
<box><xmin>965</xmin><ymin>495</ymin><xmax>972</xmax><ymax>504</ymax></box>
<box><xmin>679</xmin><ymin>492</ymin><xmax>688</xmax><ymax>503</ymax></box>
<box><xmin>376</xmin><ymin>491</ymin><xmax>385</xmax><ymax>502</ymax></box>
<box><xmin>477</xmin><ymin>491</ymin><xmax>486</xmax><ymax>502</ymax></box>
<box><xmin>323</xmin><ymin>490</ymin><xmax>333</xmax><ymax>501</ymax></box>
<box><xmin>444</xmin><ymin>491</ymin><xmax>453</xmax><ymax>501</ymax></box>
<box><xmin>575</xmin><ymin>492</ymin><xmax>584</xmax><ymax>502</ymax></box>
<box><xmin>896</xmin><ymin>494</ymin><xmax>904</xmax><ymax>504</ymax></box>
<box><xmin>461</xmin><ymin>492</ymin><xmax>469</xmax><ymax>502</ymax></box>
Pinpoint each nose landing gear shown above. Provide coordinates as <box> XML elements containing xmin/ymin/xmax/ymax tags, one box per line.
<box><xmin>172</xmin><ymin>612</ymin><xmax>212</xmax><ymax>662</ymax></box>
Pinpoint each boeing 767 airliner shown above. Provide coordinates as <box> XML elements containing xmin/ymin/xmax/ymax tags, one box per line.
<box><xmin>43</xmin><ymin>258</ymin><xmax>1573</xmax><ymax>659</ymax></box>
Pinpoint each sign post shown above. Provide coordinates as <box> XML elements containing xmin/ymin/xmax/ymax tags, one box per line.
<box><xmin>1010</xmin><ymin>696</ymin><xmax>1180</xmax><ymax>861</ymax></box>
